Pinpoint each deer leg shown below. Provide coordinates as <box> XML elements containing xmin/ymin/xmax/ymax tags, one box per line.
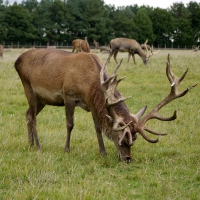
<box><xmin>132</xmin><ymin>53</ymin><xmax>136</xmax><ymax>64</ymax></box>
<box><xmin>113</xmin><ymin>51</ymin><xmax>119</xmax><ymax>64</ymax></box>
<box><xmin>26</xmin><ymin>108</ymin><xmax>34</xmax><ymax>147</ymax></box>
<box><xmin>92</xmin><ymin>115</ymin><xmax>107</xmax><ymax>155</ymax></box>
<box><xmin>25</xmin><ymin>102</ymin><xmax>43</xmax><ymax>150</ymax></box>
<box><xmin>64</xmin><ymin>101</ymin><xmax>76</xmax><ymax>152</ymax></box>
<box><xmin>107</xmin><ymin>51</ymin><xmax>114</xmax><ymax>63</ymax></box>
<box><xmin>25</xmin><ymin>84</ymin><xmax>44</xmax><ymax>150</ymax></box>
<box><xmin>127</xmin><ymin>52</ymin><xmax>131</xmax><ymax>63</ymax></box>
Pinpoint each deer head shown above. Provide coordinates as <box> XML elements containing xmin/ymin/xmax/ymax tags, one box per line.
<box><xmin>100</xmin><ymin>54</ymin><xmax>197</xmax><ymax>162</ymax></box>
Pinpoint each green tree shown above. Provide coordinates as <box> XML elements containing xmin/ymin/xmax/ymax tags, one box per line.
<box><xmin>4</xmin><ymin>3</ymin><xmax>37</xmax><ymax>44</ymax></box>
<box><xmin>170</xmin><ymin>2</ymin><xmax>193</xmax><ymax>47</ymax></box>
<box><xmin>133</xmin><ymin>8</ymin><xmax>154</xmax><ymax>44</ymax></box>
<box><xmin>111</xmin><ymin>7</ymin><xmax>135</xmax><ymax>39</ymax></box>
<box><xmin>149</xmin><ymin>8</ymin><xmax>174</xmax><ymax>47</ymax></box>
<box><xmin>0</xmin><ymin>0</ymin><xmax>7</xmax><ymax>43</ymax></box>
<box><xmin>187</xmin><ymin>1</ymin><xmax>200</xmax><ymax>45</ymax></box>
<box><xmin>67</xmin><ymin>0</ymin><xmax>108</xmax><ymax>44</ymax></box>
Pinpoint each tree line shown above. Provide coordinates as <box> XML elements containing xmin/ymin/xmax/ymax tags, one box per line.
<box><xmin>0</xmin><ymin>0</ymin><xmax>200</xmax><ymax>48</ymax></box>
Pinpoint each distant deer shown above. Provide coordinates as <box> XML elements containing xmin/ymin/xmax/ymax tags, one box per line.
<box><xmin>193</xmin><ymin>45</ymin><xmax>199</xmax><ymax>52</ymax></box>
<box><xmin>108</xmin><ymin>38</ymin><xmax>158</xmax><ymax>65</ymax></box>
<box><xmin>72</xmin><ymin>39</ymin><xmax>90</xmax><ymax>53</ymax></box>
<box><xmin>0</xmin><ymin>45</ymin><xmax>4</xmax><ymax>59</ymax></box>
<box><xmin>93</xmin><ymin>39</ymin><xmax>99</xmax><ymax>49</ymax></box>
<box><xmin>14</xmin><ymin>49</ymin><xmax>197</xmax><ymax>162</ymax></box>
<box><xmin>93</xmin><ymin>39</ymin><xmax>110</xmax><ymax>53</ymax></box>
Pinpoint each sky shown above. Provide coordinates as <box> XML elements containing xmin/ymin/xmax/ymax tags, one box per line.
<box><xmin>104</xmin><ymin>0</ymin><xmax>200</xmax><ymax>9</ymax></box>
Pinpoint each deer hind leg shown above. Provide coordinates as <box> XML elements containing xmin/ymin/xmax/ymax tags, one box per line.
<box><xmin>107</xmin><ymin>49</ymin><xmax>115</xmax><ymax>63</ymax></box>
<box><xmin>113</xmin><ymin>51</ymin><xmax>119</xmax><ymax>64</ymax></box>
<box><xmin>64</xmin><ymin>100</ymin><xmax>76</xmax><ymax>152</ymax></box>
<box><xmin>92</xmin><ymin>115</ymin><xmax>107</xmax><ymax>155</ymax></box>
<box><xmin>24</xmin><ymin>85</ymin><xmax>44</xmax><ymax>150</ymax></box>
<box><xmin>26</xmin><ymin>102</ymin><xmax>44</xmax><ymax>150</ymax></box>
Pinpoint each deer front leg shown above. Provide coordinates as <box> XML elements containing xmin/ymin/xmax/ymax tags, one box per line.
<box><xmin>64</xmin><ymin>101</ymin><xmax>76</xmax><ymax>152</ymax></box>
<box><xmin>92</xmin><ymin>115</ymin><xmax>107</xmax><ymax>155</ymax></box>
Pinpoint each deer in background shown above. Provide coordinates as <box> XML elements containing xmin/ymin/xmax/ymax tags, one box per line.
<box><xmin>93</xmin><ymin>39</ymin><xmax>99</xmax><ymax>49</ymax></box>
<box><xmin>72</xmin><ymin>39</ymin><xmax>90</xmax><ymax>53</ymax></box>
<box><xmin>108</xmin><ymin>38</ymin><xmax>157</xmax><ymax>65</ymax></box>
<box><xmin>0</xmin><ymin>45</ymin><xmax>4</xmax><ymax>59</ymax></box>
<box><xmin>14</xmin><ymin>49</ymin><xmax>197</xmax><ymax>162</ymax></box>
<box><xmin>193</xmin><ymin>45</ymin><xmax>199</xmax><ymax>52</ymax></box>
<box><xmin>93</xmin><ymin>39</ymin><xmax>110</xmax><ymax>53</ymax></box>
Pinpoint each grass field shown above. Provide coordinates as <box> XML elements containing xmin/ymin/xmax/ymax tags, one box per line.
<box><xmin>0</xmin><ymin>49</ymin><xmax>199</xmax><ymax>200</ymax></box>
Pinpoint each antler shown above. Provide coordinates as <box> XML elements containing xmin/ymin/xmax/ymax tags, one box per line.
<box><xmin>134</xmin><ymin>54</ymin><xmax>198</xmax><ymax>143</ymax></box>
<box><xmin>144</xmin><ymin>40</ymin><xmax>160</xmax><ymax>56</ymax></box>
<box><xmin>100</xmin><ymin>59</ymin><xmax>133</xmax><ymax>146</ymax></box>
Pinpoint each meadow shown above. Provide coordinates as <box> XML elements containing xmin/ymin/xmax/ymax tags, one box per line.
<box><xmin>0</xmin><ymin>48</ymin><xmax>199</xmax><ymax>200</ymax></box>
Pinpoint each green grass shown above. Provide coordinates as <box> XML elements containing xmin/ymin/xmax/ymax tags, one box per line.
<box><xmin>0</xmin><ymin>49</ymin><xmax>200</xmax><ymax>200</ymax></box>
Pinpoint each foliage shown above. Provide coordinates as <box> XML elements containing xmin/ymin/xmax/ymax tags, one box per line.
<box><xmin>0</xmin><ymin>0</ymin><xmax>199</xmax><ymax>47</ymax></box>
<box><xmin>0</xmin><ymin>49</ymin><xmax>199</xmax><ymax>199</ymax></box>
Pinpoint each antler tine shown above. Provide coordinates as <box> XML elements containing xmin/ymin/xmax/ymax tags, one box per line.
<box><xmin>113</xmin><ymin>59</ymin><xmax>123</xmax><ymax>75</ymax></box>
<box><xmin>134</xmin><ymin>54</ymin><xmax>198</xmax><ymax>143</ymax></box>
<box><xmin>100</xmin><ymin>59</ymin><xmax>133</xmax><ymax>146</ymax></box>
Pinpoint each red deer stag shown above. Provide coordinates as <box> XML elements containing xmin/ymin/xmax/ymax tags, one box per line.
<box><xmin>108</xmin><ymin>38</ymin><xmax>155</xmax><ymax>65</ymax></box>
<box><xmin>72</xmin><ymin>39</ymin><xmax>90</xmax><ymax>53</ymax></box>
<box><xmin>0</xmin><ymin>45</ymin><xmax>4</xmax><ymax>59</ymax></box>
<box><xmin>14</xmin><ymin>49</ymin><xmax>197</xmax><ymax>162</ymax></box>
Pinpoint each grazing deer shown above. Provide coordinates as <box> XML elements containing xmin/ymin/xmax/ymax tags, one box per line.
<box><xmin>93</xmin><ymin>39</ymin><xmax>99</xmax><ymax>49</ymax></box>
<box><xmin>193</xmin><ymin>45</ymin><xmax>199</xmax><ymax>52</ymax></box>
<box><xmin>14</xmin><ymin>49</ymin><xmax>197</xmax><ymax>162</ymax></box>
<box><xmin>0</xmin><ymin>45</ymin><xmax>4</xmax><ymax>59</ymax></box>
<box><xmin>72</xmin><ymin>39</ymin><xmax>90</xmax><ymax>53</ymax></box>
<box><xmin>108</xmin><ymin>38</ymin><xmax>156</xmax><ymax>65</ymax></box>
<box><xmin>93</xmin><ymin>39</ymin><xmax>110</xmax><ymax>53</ymax></box>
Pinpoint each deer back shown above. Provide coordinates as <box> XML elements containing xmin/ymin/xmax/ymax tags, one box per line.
<box><xmin>15</xmin><ymin>49</ymin><xmax>107</xmax><ymax>110</ymax></box>
<box><xmin>72</xmin><ymin>39</ymin><xmax>90</xmax><ymax>53</ymax></box>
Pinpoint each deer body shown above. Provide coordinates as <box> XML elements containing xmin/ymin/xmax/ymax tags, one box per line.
<box><xmin>108</xmin><ymin>38</ymin><xmax>149</xmax><ymax>65</ymax></box>
<box><xmin>14</xmin><ymin>49</ymin><xmax>197</xmax><ymax>162</ymax></box>
<box><xmin>14</xmin><ymin>49</ymin><xmax>136</xmax><ymax>161</ymax></box>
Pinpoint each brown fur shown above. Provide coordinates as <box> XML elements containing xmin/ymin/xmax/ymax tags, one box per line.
<box><xmin>14</xmin><ymin>49</ymin><xmax>137</xmax><ymax>161</ymax></box>
<box><xmin>108</xmin><ymin>38</ymin><xmax>149</xmax><ymax>65</ymax></box>
<box><xmin>141</xmin><ymin>44</ymin><xmax>151</xmax><ymax>52</ymax></box>
<box><xmin>0</xmin><ymin>45</ymin><xmax>4</xmax><ymax>59</ymax></box>
<box><xmin>72</xmin><ymin>39</ymin><xmax>90</xmax><ymax>53</ymax></box>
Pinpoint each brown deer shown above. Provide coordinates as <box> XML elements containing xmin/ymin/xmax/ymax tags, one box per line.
<box><xmin>93</xmin><ymin>39</ymin><xmax>110</xmax><ymax>53</ymax></box>
<box><xmin>0</xmin><ymin>45</ymin><xmax>4</xmax><ymax>59</ymax></box>
<box><xmin>72</xmin><ymin>39</ymin><xmax>90</xmax><ymax>53</ymax></box>
<box><xmin>93</xmin><ymin>39</ymin><xmax>99</xmax><ymax>49</ymax></box>
<box><xmin>108</xmin><ymin>38</ymin><xmax>155</xmax><ymax>65</ymax></box>
<box><xmin>193</xmin><ymin>45</ymin><xmax>199</xmax><ymax>52</ymax></box>
<box><xmin>14</xmin><ymin>49</ymin><xmax>197</xmax><ymax>162</ymax></box>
